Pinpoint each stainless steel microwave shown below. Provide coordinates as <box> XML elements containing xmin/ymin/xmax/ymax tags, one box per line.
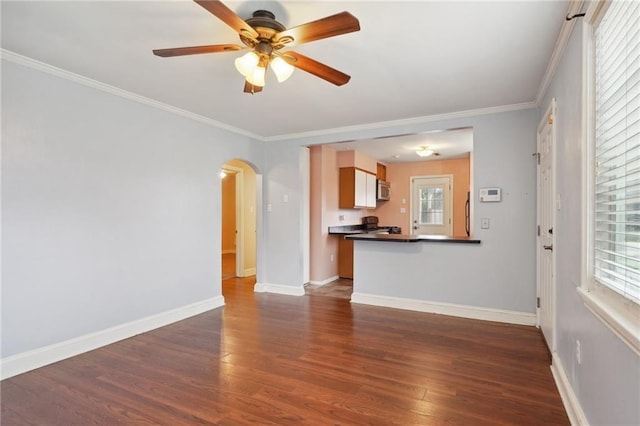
<box><xmin>377</xmin><ymin>180</ymin><xmax>390</xmax><ymax>201</ymax></box>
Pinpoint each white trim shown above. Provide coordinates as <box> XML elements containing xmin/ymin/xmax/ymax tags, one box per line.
<box><xmin>222</xmin><ymin>164</ymin><xmax>246</xmax><ymax>278</ymax></box>
<box><xmin>308</xmin><ymin>275</ymin><xmax>340</xmax><ymax>286</ymax></box>
<box><xmin>242</xmin><ymin>267</ymin><xmax>257</xmax><ymax>277</ymax></box>
<box><xmin>1</xmin><ymin>49</ymin><xmax>540</xmax><ymax>144</ymax></box>
<box><xmin>300</xmin><ymin>147</ymin><xmax>311</xmax><ymax>285</ymax></box>
<box><xmin>536</xmin><ymin>97</ymin><xmax>557</xmax><ymax>352</ymax></box>
<box><xmin>0</xmin><ymin>297</ymin><xmax>224</xmax><ymax>380</ymax></box>
<box><xmin>551</xmin><ymin>352</ymin><xmax>590</xmax><ymax>426</ymax></box>
<box><xmin>577</xmin><ymin>287</ymin><xmax>640</xmax><ymax>356</ymax></box>
<box><xmin>351</xmin><ymin>292</ymin><xmax>536</xmax><ymax>326</ymax></box>
<box><xmin>265</xmin><ymin>102</ymin><xmax>537</xmax><ymax>142</ymax></box>
<box><xmin>578</xmin><ymin>0</ymin><xmax>640</xmax><ymax>357</ymax></box>
<box><xmin>254</xmin><ymin>282</ymin><xmax>306</xmax><ymax>296</ymax></box>
<box><xmin>0</xmin><ymin>49</ymin><xmax>261</xmax><ymax>140</ymax></box>
<box><xmin>535</xmin><ymin>1</ymin><xmax>585</xmax><ymax>105</ymax></box>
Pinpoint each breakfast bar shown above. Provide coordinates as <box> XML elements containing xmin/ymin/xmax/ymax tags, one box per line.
<box><xmin>345</xmin><ymin>233</ymin><xmax>535</xmax><ymax>326</ymax></box>
<box><xmin>345</xmin><ymin>233</ymin><xmax>481</xmax><ymax>244</ymax></box>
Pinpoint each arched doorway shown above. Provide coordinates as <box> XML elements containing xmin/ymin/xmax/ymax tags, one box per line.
<box><xmin>221</xmin><ymin>159</ymin><xmax>258</xmax><ymax>282</ymax></box>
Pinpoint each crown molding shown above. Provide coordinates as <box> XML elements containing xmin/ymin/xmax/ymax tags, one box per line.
<box><xmin>0</xmin><ymin>49</ymin><xmax>262</xmax><ymax>141</ymax></box>
<box><xmin>535</xmin><ymin>0</ymin><xmax>585</xmax><ymax>106</ymax></box>
<box><xmin>2</xmin><ymin>48</ymin><xmax>545</xmax><ymax>144</ymax></box>
<box><xmin>263</xmin><ymin>101</ymin><xmax>537</xmax><ymax>142</ymax></box>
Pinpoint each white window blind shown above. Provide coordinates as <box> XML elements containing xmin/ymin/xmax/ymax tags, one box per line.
<box><xmin>593</xmin><ymin>0</ymin><xmax>640</xmax><ymax>304</ymax></box>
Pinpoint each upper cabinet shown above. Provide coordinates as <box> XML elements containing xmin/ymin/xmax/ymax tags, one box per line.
<box><xmin>340</xmin><ymin>167</ymin><xmax>377</xmax><ymax>209</ymax></box>
<box><xmin>376</xmin><ymin>163</ymin><xmax>387</xmax><ymax>181</ymax></box>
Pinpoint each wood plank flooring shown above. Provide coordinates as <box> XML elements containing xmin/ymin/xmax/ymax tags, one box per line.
<box><xmin>1</xmin><ymin>276</ymin><xmax>569</xmax><ymax>425</ymax></box>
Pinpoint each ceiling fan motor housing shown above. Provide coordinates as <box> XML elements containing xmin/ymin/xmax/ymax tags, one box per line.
<box><xmin>240</xmin><ymin>10</ymin><xmax>291</xmax><ymax>51</ymax></box>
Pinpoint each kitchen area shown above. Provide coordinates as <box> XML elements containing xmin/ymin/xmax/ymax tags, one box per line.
<box><xmin>309</xmin><ymin>131</ymin><xmax>473</xmax><ymax>287</ymax></box>
<box><xmin>309</xmin><ymin>144</ymin><xmax>397</xmax><ymax>284</ymax></box>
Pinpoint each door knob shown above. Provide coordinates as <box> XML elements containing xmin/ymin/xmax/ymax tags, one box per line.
<box><xmin>543</xmin><ymin>245</ymin><xmax>553</xmax><ymax>251</ymax></box>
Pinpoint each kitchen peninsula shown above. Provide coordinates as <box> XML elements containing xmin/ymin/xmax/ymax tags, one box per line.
<box><xmin>345</xmin><ymin>232</ymin><xmax>535</xmax><ymax>326</ymax></box>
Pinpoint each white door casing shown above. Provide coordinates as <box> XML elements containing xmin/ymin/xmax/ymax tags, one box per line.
<box><xmin>223</xmin><ymin>164</ymin><xmax>245</xmax><ymax>277</ymax></box>
<box><xmin>411</xmin><ymin>175</ymin><xmax>453</xmax><ymax>235</ymax></box>
<box><xmin>537</xmin><ymin>98</ymin><xmax>556</xmax><ymax>352</ymax></box>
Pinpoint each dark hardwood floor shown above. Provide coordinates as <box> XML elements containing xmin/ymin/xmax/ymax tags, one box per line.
<box><xmin>1</xmin><ymin>275</ymin><xmax>569</xmax><ymax>425</ymax></box>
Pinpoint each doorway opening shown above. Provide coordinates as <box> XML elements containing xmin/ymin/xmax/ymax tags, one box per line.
<box><xmin>221</xmin><ymin>160</ymin><xmax>258</xmax><ymax>282</ymax></box>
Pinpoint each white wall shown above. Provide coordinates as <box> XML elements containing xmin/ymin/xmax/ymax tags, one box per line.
<box><xmin>1</xmin><ymin>59</ymin><xmax>262</xmax><ymax>360</ymax></box>
<box><xmin>539</xmin><ymin>21</ymin><xmax>640</xmax><ymax>426</ymax></box>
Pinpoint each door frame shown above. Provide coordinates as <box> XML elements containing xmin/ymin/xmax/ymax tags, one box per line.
<box><xmin>409</xmin><ymin>174</ymin><xmax>454</xmax><ymax>235</ymax></box>
<box><xmin>222</xmin><ymin>164</ymin><xmax>245</xmax><ymax>277</ymax></box>
<box><xmin>536</xmin><ymin>98</ymin><xmax>557</xmax><ymax>352</ymax></box>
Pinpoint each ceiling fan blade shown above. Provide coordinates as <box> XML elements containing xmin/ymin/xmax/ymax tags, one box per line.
<box><xmin>282</xmin><ymin>52</ymin><xmax>351</xmax><ymax>86</ymax></box>
<box><xmin>194</xmin><ymin>0</ymin><xmax>259</xmax><ymax>40</ymax></box>
<box><xmin>243</xmin><ymin>80</ymin><xmax>263</xmax><ymax>94</ymax></box>
<box><xmin>153</xmin><ymin>44</ymin><xmax>244</xmax><ymax>57</ymax></box>
<box><xmin>274</xmin><ymin>11</ymin><xmax>360</xmax><ymax>46</ymax></box>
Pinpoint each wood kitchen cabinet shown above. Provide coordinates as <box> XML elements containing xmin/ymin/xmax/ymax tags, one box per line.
<box><xmin>339</xmin><ymin>167</ymin><xmax>377</xmax><ymax>209</ymax></box>
<box><xmin>338</xmin><ymin>237</ymin><xmax>354</xmax><ymax>279</ymax></box>
<box><xmin>376</xmin><ymin>163</ymin><xmax>387</xmax><ymax>181</ymax></box>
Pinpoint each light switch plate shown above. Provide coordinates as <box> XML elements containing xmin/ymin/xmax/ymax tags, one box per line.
<box><xmin>481</xmin><ymin>218</ymin><xmax>490</xmax><ymax>229</ymax></box>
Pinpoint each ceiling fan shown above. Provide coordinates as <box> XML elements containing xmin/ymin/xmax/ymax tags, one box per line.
<box><xmin>153</xmin><ymin>0</ymin><xmax>360</xmax><ymax>94</ymax></box>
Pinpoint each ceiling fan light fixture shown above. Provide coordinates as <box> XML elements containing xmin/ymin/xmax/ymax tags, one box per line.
<box><xmin>270</xmin><ymin>56</ymin><xmax>295</xmax><ymax>83</ymax></box>
<box><xmin>247</xmin><ymin>65</ymin><xmax>266</xmax><ymax>87</ymax></box>
<box><xmin>234</xmin><ymin>51</ymin><xmax>259</xmax><ymax>77</ymax></box>
<box><xmin>416</xmin><ymin>146</ymin><xmax>434</xmax><ymax>157</ymax></box>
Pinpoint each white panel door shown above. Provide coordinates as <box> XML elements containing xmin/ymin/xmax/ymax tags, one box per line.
<box><xmin>411</xmin><ymin>176</ymin><xmax>452</xmax><ymax>235</ymax></box>
<box><xmin>537</xmin><ymin>100</ymin><xmax>556</xmax><ymax>352</ymax></box>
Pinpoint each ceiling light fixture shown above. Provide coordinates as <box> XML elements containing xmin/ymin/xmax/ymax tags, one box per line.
<box><xmin>234</xmin><ymin>51</ymin><xmax>294</xmax><ymax>88</ymax></box>
<box><xmin>416</xmin><ymin>146</ymin><xmax>434</xmax><ymax>158</ymax></box>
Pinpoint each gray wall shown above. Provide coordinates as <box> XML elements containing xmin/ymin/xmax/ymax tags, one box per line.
<box><xmin>1</xmin><ymin>59</ymin><xmax>262</xmax><ymax>358</ymax></box>
<box><xmin>539</xmin><ymin>21</ymin><xmax>640</xmax><ymax>426</ymax></box>
<box><xmin>264</xmin><ymin>108</ymin><xmax>538</xmax><ymax>314</ymax></box>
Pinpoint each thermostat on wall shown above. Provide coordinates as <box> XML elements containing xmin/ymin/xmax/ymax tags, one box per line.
<box><xmin>480</xmin><ymin>187</ymin><xmax>501</xmax><ymax>202</ymax></box>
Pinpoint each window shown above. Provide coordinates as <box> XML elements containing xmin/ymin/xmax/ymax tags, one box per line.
<box><xmin>421</xmin><ymin>187</ymin><xmax>444</xmax><ymax>225</ymax></box>
<box><xmin>593</xmin><ymin>0</ymin><xmax>640</xmax><ymax>304</ymax></box>
<box><xmin>581</xmin><ymin>0</ymin><xmax>640</xmax><ymax>354</ymax></box>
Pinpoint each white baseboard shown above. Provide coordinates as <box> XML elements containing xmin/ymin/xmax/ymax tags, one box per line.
<box><xmin>0</xmin><ymin>296</ymin><xmax>225</xmax><ymax>380</ymax></box>
<box><xmin>551</xmin><ymin>352</ymin><xmax>589</xmax><ymax>426</ymax></box>
<box><xmin>241</xmin><ymin>267</ymin><xmax>256</xmax><ymax>277</ymax></box>
<box><xmin>350</xmin><ymin>292</ymin><xmax>536</xmax><ymax>326</ymax></box>
<box><xmin>308</xmin><ymin>275</ymin><xmax>339</xmax><ymax>286</ymax></box>
<box><xmin>254</xmin><ymin>282</ymin><xmax>305</xmax><ymax>296</ymax></box>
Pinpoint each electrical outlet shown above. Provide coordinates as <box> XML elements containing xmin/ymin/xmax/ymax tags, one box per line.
<box><xmin>339</xmin><ymin>215</ymin><xmax>345</xmax><ymax>222</ymax></box>
<box><xmin>576</xmin><ymin>340</ymin><xmax>582</xmax><ymax>365</ymax></box>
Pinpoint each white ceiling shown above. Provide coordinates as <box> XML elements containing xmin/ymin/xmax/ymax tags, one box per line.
<box><xmin>1</xmin><ymin>0</ymin><xmax>568</xmax><ymax>153</ymax></box>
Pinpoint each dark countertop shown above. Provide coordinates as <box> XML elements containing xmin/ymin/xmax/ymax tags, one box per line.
<box><xmin>328</xmin><ymin>225</ymin><xmax>396</xmax><ymax>235</ymax></box>
<box><xmin>345</xmin><ymin>233</ymin><xmax>481</xmax><ymax>244</ymax></box>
